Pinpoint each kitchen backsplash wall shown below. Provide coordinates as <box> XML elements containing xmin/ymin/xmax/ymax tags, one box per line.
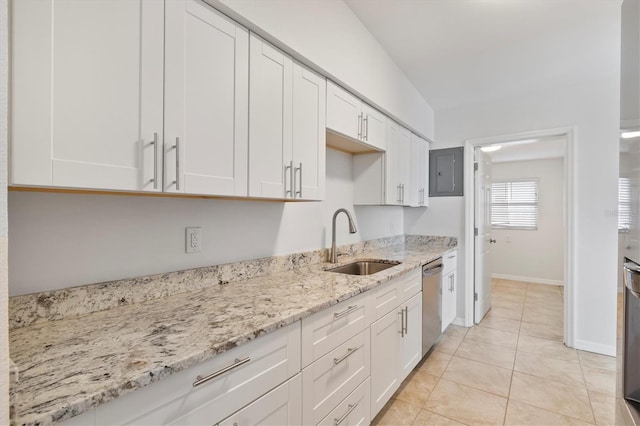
<box><xmin>8</xmin><ymin>148</ymin><xmax>404</xmax><ymax>296</ymax></box>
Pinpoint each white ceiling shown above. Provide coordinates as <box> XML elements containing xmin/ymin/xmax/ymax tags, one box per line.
<box><xmin>345</xmin><ymin>0</ymin><xmax>622</xmax><ymax>111</ymax></box>
<box><xmin>485</xmin><ymin>136</ymin><xmax>566</xmax><ymax>163</ymax></box>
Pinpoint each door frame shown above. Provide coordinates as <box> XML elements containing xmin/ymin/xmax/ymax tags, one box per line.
<box><xmin>463</xmin><ymin>126</ymin><xmax>576</xmax><ymax>348</ymax></box>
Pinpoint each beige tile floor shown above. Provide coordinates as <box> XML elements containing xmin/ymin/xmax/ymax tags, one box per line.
<box><xmin>372</xmin><ymin>279</ymin><xmax>618</xmax><ymax>426</ymax></box>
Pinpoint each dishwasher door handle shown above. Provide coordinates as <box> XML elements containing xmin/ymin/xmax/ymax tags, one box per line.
<box><xmin>423</xmin><ymin>265</ymin><xmax>443</xmax><ymax>277</ymax></box>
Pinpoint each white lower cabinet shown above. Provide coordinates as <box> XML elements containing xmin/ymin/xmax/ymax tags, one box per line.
<box><xmin>370</xmin><ymin>289</ymin><xmax>423</xmax><ymax>418</ymax></box>
<box><xmin>318</xmin><ymin>377</ymin><xmax>371</xmax><ymax>426</ymax></box>
<box><xmin>441</xmin><ymin>249</ymin><xmax>458</xmax><ymax>332</ymax></box>
<box><xmin>218</xmin><ymin>374</ymin><xmax>302</xmax><ymax>426</ymax></box>
<box><xmin>92</xmin><ymin>321</ymin><xmax>300</xmax><ymax>426</ymax></box>
<box><xmin>302</xmin><ymin>329</ymin><xmax>371</xmax><ymax>425</ymax></box>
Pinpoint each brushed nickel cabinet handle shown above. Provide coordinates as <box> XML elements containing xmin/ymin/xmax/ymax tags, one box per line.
<box><xmin>334</xmin><ymin>305</ymin><xmax>358</xmax><ymax>319</ymax></box>
<box><xmin>295</xmin><ymin>162</ymin><xmax>302</xmax><ymax>198</ymax></box>
<box><xmin>404</xmin><ymin>306</ymin><xmax>408</xmax><ymax>334</ymax></box>
<box><xmin>399</xmin><ymin>309</ymin><xmax>405</xmax><ymax>337</ymax></box>
<box><xmin>363</xmin><ymin>116</ymin><xmax>369</xmax><ymax>141</ymax></box>
<box><xmin>171</xmin><ymin>137</ymin><xmax>180</xmax><ymax>190</ymax></box>
<box><xmin>193</xmin><ymin>357</ymin><xmax>251</xmax><ymax>387</ymax></box>
<box><xmin>333</xmin><ymin>347</ymin><xmax>358</xmax><ymax>365</ymax></box>
<box><xmin>285</xmin><ymin>161</ymin><xmax>293</xmax><ymax>198</ymax></box>
<box><xmin>357</xmin><ymin>113</ymin><xmax>363</xmax><ymax>139</ymax></box>
<box><xmin>150</xmin><ymin>132</ymin><xmax>158</xmax><ymax>190</ymax></box>
<box><xmin>334</xmin><ymin>403</ymin><xmax>359</xmax><ymax>425</ymax></box>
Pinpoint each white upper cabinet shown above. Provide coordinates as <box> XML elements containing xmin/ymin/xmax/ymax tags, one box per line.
<box><xmin>409</xmin><ymin>134</ymin><xmax>430</xmax><ymax>207</ymax></box>
<box><xmin>292</xmin><ymin>64</ymin><xmax>327</xmax><ymax>200</ymax></box>
<box><xmin>164</xmin><ymin>0</ymin><xmax>249</xmax><ymax>196</ymax></box>
<box><xmin>249</xmin><ymin>34</ymin><xmax>325</xmax><ymax>200</ymax></box>
<box><xmin>385</xmin><ymin>120</ymin><xmax>412</xmax><ymax>206</ymax></box>
<box><xmin>326</xmin><ymin>81</ymin><xmax>386</xmax><ymax>151</ymax></box>
<box><xmin>11</xmin><ymin>0</ymin><xmax>164</xmax><ymax>191</ymax></box>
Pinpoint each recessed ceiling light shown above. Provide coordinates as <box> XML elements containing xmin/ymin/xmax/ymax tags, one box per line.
<box><xmin>621</xmin><ymin>131</ymin><xmax>640</xmax><ymax>139</ymax></box>
<box><xmin>480</xmin><ymin>145</ymin><xmax>502</xmax><ymax>152</ymax></box>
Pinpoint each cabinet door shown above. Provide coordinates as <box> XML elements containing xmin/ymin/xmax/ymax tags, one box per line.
<box><xmin>292</xmin><ymin>63</ymin><xmax>326</xmax><ymax>201</ymax></box>
<box><xmin>441</xmin><ymin>271</ymin><xmax>456</xmax><ymax>332</ymax></box>
<box><xmin>397</xmin><ymin>126</ymin><xmax>412</xmax><ymax>205</ymax></box>
<box><xmin>249</xmin><ymin>34</ymin><xmax>293</xmax><ymax>198</ymax></box>
<box><xmin>11</xmin><ymin>0</ymin><xmax>164</xmax><ymax>191</ymax></box>
<box><xmin>409</xmin><ymin>137</ymin><xmax>421</xmax><ymax>207</ymax></box>
<box><xmin>418</xmin><ymin>138</ymin><xmax>430</xmax><ymax>207</ymax></box>
<box><xmin>362</xmin><ymin>104</ymin><xmax>386</xmax><ymax>151</ymax></box>
<box><xmin>385</xmin><ymin>121</ymin><xmax>402</xmax><ymax>205</ymax></box>
<box><xmin>370</xmin><ymin>309</ymin><xmax>402</xmax><ymax>418</ymax></box>
<box><xmin>326</xmin><ymin>81</ymin><xmax>362</xmax><ymax>141</ymax></box>
<box><xmin>218</xmin><ymin>374</ymin><xmax>302</xmax><ymax>426</ymax></box>
<box><xmin>399</xmin><ymin>293</ymin><xmax>423</xmax><ymax>379</ymax></box>
<box><xmin>164</xmin><ymin>0</ymin><xmax>248</xmax><ymax>196</ymax></box>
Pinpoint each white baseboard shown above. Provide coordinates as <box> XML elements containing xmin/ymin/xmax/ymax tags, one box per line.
<box><xmin>574</xmin><ymin>339</ymin><xmax>616</xmax><ymax>357</ymax></box>
<box><xmin>492</xmin><ymin>273</ymin><xmax>564</xmax><ymax>286</ymax></box>
<box><xmin>451</xmin><ymin>317</ymin><xmax>467</xmax><ymax>327</ymax></box>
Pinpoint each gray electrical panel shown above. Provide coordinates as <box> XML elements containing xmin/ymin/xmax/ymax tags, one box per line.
<box><xmin>429</xmin><ymin>147</ymin><xmax>463</xmax><ymax>197</ymax></box>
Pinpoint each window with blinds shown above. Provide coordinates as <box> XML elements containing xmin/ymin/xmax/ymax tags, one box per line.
<box><xmin>619</xmin><ymin>177</ymin><xmax>631</xmax><ymax>232</ymax></box>
<box><xmin>491</xmin><ymin>180</ymin><xmax>539</xmax><ymax>230</ymax></box>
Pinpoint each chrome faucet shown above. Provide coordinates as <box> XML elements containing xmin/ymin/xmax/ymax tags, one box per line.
<box><xmin>330</xmin><ymin>208</ymin><xmax>358</xmax><ymax>263</ymax></box>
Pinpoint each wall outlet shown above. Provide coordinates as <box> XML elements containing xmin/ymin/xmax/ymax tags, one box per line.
<box><xmin>186</xmin><ymin>227</ymin><xmax>202</xmax><ymax>253</ymax></box>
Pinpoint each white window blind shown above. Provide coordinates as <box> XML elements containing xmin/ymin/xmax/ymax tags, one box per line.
<box><xmin>619</xmin><ymin>177</ymin><xmax>631</xmax><ymax>232</ymax></box>
<box><xmin>491</xmin><ymin>180</ymin><xmax>539</xmax><ymax>230</ymax></box>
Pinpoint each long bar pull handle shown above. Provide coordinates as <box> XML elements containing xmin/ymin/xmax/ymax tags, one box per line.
<box><xmin>363</xmin><ymin>116</ymin><xmax>369</xmax><ymax>141</ymax></box>
<box><xmin>150</xmin><ymin>132</ymin><xmax>158</xmax><ymax>190</ymax></box>
<box><xmin>172</xmin><ymin>137</ymin><xmax>180</xmax><ymax>190</ymax></box>
<box><xmin>357</xmin><ymin>113</ymin><xmax>363</xmax><ymax>139</ymax></box>
<box><xmin>398</xmin><ymin>184</ymin><xmax>402</xmax><ymax>203</ymax></box>
<box><xmin>334</xmin><ymin>347</ymin><xmax>358</xmax><ymax>365</ymax></box>
<box><xmin>295</xmin><ymin>162</ymin><xmax>302</xmax><ymax>198</ymax></box>
<box><xmin>404</xmin><ymin>306</ymin><xmax>408</xmax><ymax>334</ymax></box>
<box><xmin>285</xmin><ymin>161</ymin><xmax>293</xmax><ymax>198</ymax></box>
<box><xmin>193</xmin><ymin>357</ymin><xmax>251</xmax><ymax>387</ymax></box>
<box><xmin>334</xmin><ymin>403</ymin><xmax>359</xmax><ymax>426</ymax></box>
<box><xmin>334</xmin><ymin>305</ymin><xmax>358</xmax><ymax>319</ymax></box>
<box><xmin>399</xmin><ymin>309</ymin><xmax>405</xmax><ymax>337</ymax></box>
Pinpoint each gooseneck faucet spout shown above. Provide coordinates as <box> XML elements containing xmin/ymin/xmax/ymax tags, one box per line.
<box><xmin>331</xmin><ymin>208</ymin><xmax>358</xmax><ymax>263</ymax></box>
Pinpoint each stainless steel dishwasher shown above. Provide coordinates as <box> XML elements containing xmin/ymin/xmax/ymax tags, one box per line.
<box><xmin>422</xmin><ymin>258</ymin><xmax>443</xmax><ymax>357</ymax></box>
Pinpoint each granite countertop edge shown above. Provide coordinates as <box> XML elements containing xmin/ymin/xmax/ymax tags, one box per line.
<box><xmin>10</xmin><ymin>242</ymin><xmax>456</xmax><ymax>426</ymax></box>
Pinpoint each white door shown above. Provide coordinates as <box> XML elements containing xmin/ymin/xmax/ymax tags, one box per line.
<box><xmin>326</xmin><ymin>81</ymin><xmax>362</xmax><ymax>141</ymax></box>
<box><xmin>164</xmin><ymin>0</ymin><xmax>249</xmax><ymax>196</ymax></box>
<box><xmin>249</xmin><ymin>34</ymin><xmax>293</xmax><ymax>198</ymax></box>
<box><xmin>385</xmin><ymin>121</ymin><xmax>410</xmax><ymax>206</ymax></box>
<box><xmin>474</xmin><ymin>149</ymin><xmax>493</xmax><ymax>323</ymax></box>
<box><xmin>291</xmin><ymin>63</ymin><xmax>326</xmax><ymax>201</ymax></box>
<box><xmin>11</xmin><ymin>0</ymin><xmax>164</xmax><ymax>191</ymax></box>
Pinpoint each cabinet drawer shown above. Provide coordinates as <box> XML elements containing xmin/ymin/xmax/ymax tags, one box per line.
<box><xmin>398</xmin><ymin>268</ymin><xmax>421</xmax><ymax>302</ymax></box>
<box><xmin>317</xmin><ymin>377</ymin><xmax>370</xmax><ymax>426</ymax></box>
<box><xmin>301</xmin><ymin>292</ymin><xmax>370</xmax><ymax>367</ymax></box>
<box><xmin>302</xmin><ymin>329</ymin><xmax>370</xmax><ymax>425</ymax></box>
<box><xmin>443</xmin><ymin>250</ymin><xmax>457</xmax><ymax>275</ymax></box>
<box><xmin>217</xmin><ymin>374</ymin><xmax>302</xmax><ymax>426</ymax></box>
<box><xmin>95</xmin><ymin>321</ymin><xmax>301</xmax><ymax>426</ymax></box>
<box><xmin>372</xmin><ymin>269</ymin><xmax>420</xmax><ymax>321</ymax></box>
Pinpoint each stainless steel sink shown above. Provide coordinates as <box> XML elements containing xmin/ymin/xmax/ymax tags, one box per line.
<box><xmin>326</xmin><ymin>260</ymin><xmax>401</xmax><ymax>275</ymax></box>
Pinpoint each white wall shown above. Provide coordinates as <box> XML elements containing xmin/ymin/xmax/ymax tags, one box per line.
<box><xmin>490</xmin><ymin>158</ymin><xmax>565</xmax><ymax>285</ymax></box>
<box><xmin>209</xmin><ymin>0</ymin><xmax>434</xmax><ymax>140</ymax></box>
<box><xmin>8</xmin><ymin>149</ymin><xmax>404</xmax><ymax>296</ymax></box>
<box><xmin>407</xmin><ymin>75</ymin><xmax>621</xmax><ymax>355</ymax></box>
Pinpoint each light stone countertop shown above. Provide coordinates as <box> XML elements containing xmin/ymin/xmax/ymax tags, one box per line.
<box><xmin>9</xmin><ymin>239</ymin><xmax>456</xmax><ymax>426</ymax></box>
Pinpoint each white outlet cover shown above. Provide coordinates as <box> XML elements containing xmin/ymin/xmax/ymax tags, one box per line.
<box><xmin>186</xmin><ymin>227</ymin><xmax>202</xmax><ymax>254</ymax></box>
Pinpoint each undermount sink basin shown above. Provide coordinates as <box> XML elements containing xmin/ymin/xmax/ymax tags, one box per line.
<box><xmin>326</xmin><ymin>260</ymin><xmax>401</xmax><ymax>275</ymax></box>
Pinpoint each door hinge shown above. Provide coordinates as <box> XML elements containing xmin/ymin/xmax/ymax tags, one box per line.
<box><xmin>474</xmin><ymin>162</ymin><xmax>478</xmax><ymax>171</ymax></box>
<box><xmin>474</xmin><ymin>227</ymin><xmax>478</xmax><ymax>236</ymax></box>
<box><xmin>474</xmin><ymin>292</ymin><xmax>478</xmax><ymax>301</ymax></box>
